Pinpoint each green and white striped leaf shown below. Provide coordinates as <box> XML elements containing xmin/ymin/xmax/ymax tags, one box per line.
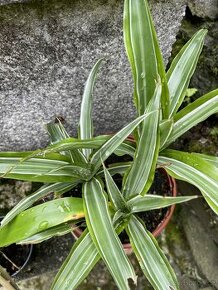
<box><xmin>18</xmin><ymin>223</ymin><xmax>73</xmax><ymax>244</ymax></box>
<box><xmin>191</xmin><ymin>153</ymin><xmax>218</xmax><ymax>168</ymax></box>
<box><xmin>0</xmin><ymin>157</ymin><xmax>91</xmax><ymax>183</ymax></box>
<box><xmin>97</xmin><ymin>162</ymin><xmax>132</xmax><ymax>178</ymax></box>
<box><xmin>52</xmin><ymin>230</ymin><xmax>99</xmax><ymax>290</ymax></box>
<box><xmin>160</xmin><ymin>149</ymin><xmax>218</xmax><ymax>183</ymax></box>
<box><xmin>160</xmin><ymin>118</ymin><xmax>173</xmax><ymax>150</ymax></box>
<box><xmin>103</xmin><ymin>163</ymin><xmax>128</xmax><ymax>212</ymax></box>
<box><xmin>123</xmin><ymin>83</ymin><xmax>161</xmax><ymax>198</ymax></box>
<box><xmin>124</xmin><ymin>0</ymin><xmax>169</xmax><ymax>118</ymax></box>
<box><xmin>114</xmin><ymin>141</ymin><xmax>136</xmax><ymax>157</ymax></box>
<box><xmin>90</xmin><ymin>112</ymin><xmax>154</xmax><ymax>175</ymax></box>
<box><xmin>128</xmin><ymin>194</ymin><xmax>198</xmax><ymax>213</ymax></box>
<box><xmin>1</xmin><ymin>182</ymin><xmax>75</xmax><ymax>226</ymax></box>
<box><xmin>83</xmin><ymin>178</ymin><xmax>137</xmax><ymax>290</ymax></box>
<box><xmin>159</xmin><ymin>150</ymin><xmax>218</xmax><ymax>215</ymax></box>
<box><xmin>0</xmin><ymin>197</ymin><xmax>84</xmax><ymax>247</ymax></box>
<box><xmin>0</xmin><ymin>151</ymin><xmax>71</xmax><ymax>162</ymax></box>
<box><xmin>79</xmin><ymin>59</ymin><xmax>103</xmax><ymax>158</ymax></box>
<box><xmin>46</xmin><ymin>120</ymin><xmax>87</xmax><ymax>164</ymax></box>
<box><xmin>127</xmin><ymin>215</ymin><xmax>179</xmax><ymax>290</ymax></box>
<box><xmin>27</xmin><ymin>136</ymin><xmax>136</xmax><ymax>159</ymax></box>
<box><xmin>167</xmin><ymin>29</ymin><xmax>207</xmax><ymax>117</ymax></box>
<box><xmin>164</xmin><ymin>89</ymin><xmax>218</xmax><ymax>148</ymax></box>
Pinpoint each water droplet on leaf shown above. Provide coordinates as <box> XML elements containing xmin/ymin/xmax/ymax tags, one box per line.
<box><xmin>38</xmin><ymin>221</ymin><xmax>49</xmax><ymax>231</ymax></box>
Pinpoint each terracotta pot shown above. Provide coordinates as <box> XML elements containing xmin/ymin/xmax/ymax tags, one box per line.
<box><xmin>0</xmin><ymin>216</ymin><xmax>33</xmax><ymax>276</ymax></box>
<box><xmin>72</xmin><ymin>135</ymin><xmax>177</xmax><ymax>254</ymax></box>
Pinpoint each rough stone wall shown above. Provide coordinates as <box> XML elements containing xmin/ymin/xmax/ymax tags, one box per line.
<box><xmin>0</xmin><ymin>0</ymin><xmax>186</xmax><ymax>151</ymax></box>
<box><xmin>188</xmin><ymin>0</ymin><xmax>218</xmax><ymax>20</ymax></box>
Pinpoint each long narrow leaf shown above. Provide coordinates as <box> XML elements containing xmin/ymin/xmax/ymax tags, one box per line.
<box><xmin>160</xmin><ymin>119</ymin><xmax>173</xmax><ymax>149</ymax></box>
<box><xmin>127</xmin><ymin>215</ymin><xmax>179</xmax><ymax>290</ymax></box>
<box><xmin>52</xmin><ymin>205</ymin><xmax>133</xmax><ymax>290</ymax></box>
<box><xmin>52</xmin><ymin>230</ymin><xmax>99</xmax><ymax>290</ymax></box>
<box><xmin>159</xmin><ymin>150</ymin><xmax>218</xmax><ymax>214</ymax></box>
<box><xmin>91</xmin><ymin>112</ymin><xmax>154</xmax><ymax>175</ymax></box>
<box><xmin>161</xmin><ymin>150</ymin><xmax>218</xmax><ymax>182</ymax></box>
<box><xmin>0</xmin><ymin>151</ymin><xmax>71</xmax><ymax>162</ymax></box>
<box><xmin>124</xmin><ymin>0</ymin><xmax>169</xmax><ymax>118</ymax></box>
<box><xmin>123</xmin><ymin>83</ymin><xmax>161</xmax><ymax>198</ymax></box>
<box><xmin>128</xmin><ymin>194</ymin><xmax>198</xmax><ymax>213</ymax></box>
<box><xmin>103</xmin><ymin>163</ymin><xmax>128</xmax><ymax>212</ymax></box>
<box><xmin>0</xmin><ymin>158</ymin><xmax>91</xmax><ymax>183</ymax></box>
<box><xmin>1</xmin><ymin>182</ymin><xmax>75</xmax><ymax>226</ymax></box>
<box><xmin>191</xmin><ymin>153</ymin><xmax>218</xmax><ymax>168</ymax></box>
<box><xmin>0</xmin><ymin>197</ymin><xmax>84</xmax><ymax>247</ymax></box>
<box><xmin>97</xmin><ymin>162</ymin><xmax>132</xmax><ymax>178</ymax></box>
<box><xmin>164</xmin><ymin>89</ymin><xmax>218</xmax><ymax>148</ymax></box>
<box><xmin>79</xmin><ymin>59</ymin><xmax>103</xmax><ymax>158</ymax></box>
<box><xmin>46</xmin><ymin>120</ymin><xmax>87</xmax><ymax>164</ymax></box>
<box><xmin>25</xmin><ymin>136</ymin><xmax>136</xmax><ymax>159</ymax></box>
<box><xmin>83</xmin><ymin>178</ymin><xmax>137</xmax><ymax>289</ymax></box>
<box><xmin>167</xmin><ymin>29</ymin><xmax>207</xmax><ymax>117</ymax></box>
<box><xmin>18</xmin><ymin>223</ymin><xmax>73</xmax><ymax>244</ymax></box>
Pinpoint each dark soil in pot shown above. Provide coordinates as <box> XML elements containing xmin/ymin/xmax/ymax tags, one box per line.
<box><xmin>64</xmin><ymin>153</ymin><xmax>175</xmax><ymax>243</ymax></box>
<box><xmin>118</xmin><ymin>169</ymin><xmax>172</xmax><ymax>244</ymax></box>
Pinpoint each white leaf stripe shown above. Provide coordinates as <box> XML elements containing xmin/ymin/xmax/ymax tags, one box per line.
<box><xmin>124</xmin><ymin>0</ymin><xmax>168</xmax><ymax>117</ymax></box>
<box><xmin>123</xmin><ymin>111</ymin><xmax>159</xmax><ymax>198</ymax></box>
<box><xmin>165</xmin><ymin>93</ymin><xmax>218</xmax><ymax>147</ymax></box>
<box><xmin>46</xmin><ymin>121</ymin><xmax>87</xmax><ymax>164</ymax></box>
<box><xmin>130</xmin><ymin>0</ymin><xmax>157</xmax><ymax>114</ymax></box>
<box><xmin>127</xmin><ymin>216</ymin><xmax>179</xmax><ymax>290</ymax></box>
<box><xmin>103</xmin><ymin>164</ymin><xmax>127</xmax><ymax>211</ymax></box>
<box><xmin>158</xmin><ymin>156</ymin><xmax>218</xmax><ymax>214</ymax></box>
<box><xmin>0</xmin><ymin>157</ymin><xmax>91</xmax><ymax>181</ymax></box>
<box><xmin>167</xmin><ymin>29</ymin><xmax>207</xmax><ymax>117</ymax></box>
<box><xmin>79</xmin><ymin>59</ymin><xmax>103</xmax><ymax>158</ymax></box>
<box><xmin>52</xmin><ymin>231</ymin><xmax>99</xmax><ymax>290</ymax></box>
<box><xmin>24</xmin><ymin>136</ymin><xmax>135</xmax><ymax>159</ymax></box>
<box><xmin>97</xmin><ymin>162</ymin><xmax>131</xmax><ymax>178</ymax></box>
<box><xmin>161</xmin><ymin>149</ymin><xmax>218</xmax><ymax>182</ymax></box>
<box><xmin>84</xmin><ymin>178</ymin><xmax>136</xmax><ymax>290</ymax></box>
<box><xmin>160</xmin><ymin>119</ymin><xmax>173</xmax><ymax>149</ymax></box>
<box><xmin>192</xmin><ymin>153</ymin><xmax>218</xmax><ymax>168</ymax></box>
<box><xmin>128</xmin><ymin>195</ymin><xmax>198</xmax><ymax>213</ymax></box>
<box><xmin>18</xmin><ymin>223</ymin><xmax>72</xmax><ymax>244</ymax></box>
<box><xmin>91</xmin><ymin>112</ymin><xmax>155</xmax><ymax>174</ymax></box>
<box><xmin>123</xmin><ymin>83</ymin><xmax>161</xmax><ymax>198</ymax></box>
<box><xmin>1</xmin><ymin>182</ymin><xmax>75</xmax><ymax>227</ymax></box>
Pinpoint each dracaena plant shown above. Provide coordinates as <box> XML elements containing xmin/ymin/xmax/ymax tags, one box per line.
<box><xmin>0</xmin><ymin>0</ymin><xmax>218</xmax><ymax>289</ymax></box>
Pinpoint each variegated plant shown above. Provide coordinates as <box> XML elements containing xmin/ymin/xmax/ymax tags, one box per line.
<box><xmin>0</xmin><ymin>0</ymin><xmax>217</xmax><ymax>289</ymax></box>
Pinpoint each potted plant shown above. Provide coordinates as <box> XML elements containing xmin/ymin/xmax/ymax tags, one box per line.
<box><xmin>0</xmin><ymin>0</ymin><xmax>217</xmax><ymax>289</ymax></box>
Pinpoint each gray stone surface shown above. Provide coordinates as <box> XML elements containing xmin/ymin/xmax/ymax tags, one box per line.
<box><xmin>188</xmin><ymin>0</ymin><xmax>218</xmax><ymax>20</ymax></box>
<box><xmin>17</xmin><ymin>272</ymin><xmax>54</xmax><ymax>290</ymax></box>
<box><xmin>200</xmin><ymin>288</ymin><xmax>216</xmax><ymax>290</ymax></box>
<box><xmin>179</xmin><ymin>182</ymin><xmax>218</xmax><ymax>290</ymax></box>
<box><xmin>0</xmin><ymin>0</ymin><xmax>30</xmax><ymax>5</ymax></box>
<box><xmin>179</xmin><ymin>275</ymin><xmax>199</xmax><ymax>290</ymax></box>
<box><xmin>0</xmin><ymin>0</ymin><xmax>186</xmax><ymax>151</ymax></box>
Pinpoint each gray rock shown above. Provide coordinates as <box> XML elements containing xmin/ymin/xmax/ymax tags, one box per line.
<box><xmin>0</xmin><ymin>0</ymin><xmax>30</xmax><ymax>5</ymax></box>
<box><xmin>188</xmin><ymin>0</ymin><xmax>218</xmax><ymax>20</ymax></box>
<box><xmin>179</xmin><ymin>182</ymin><xmax>218</xmax><ymax>290</ymax></box>
<box><xmin>0</xmin><ymin>0</ymin><xmax>186</xmax><ymax>151</ymax></box>
<box><xmin>179</xmin><ymin>275</ymin><xmax>199</xmax><ymax>290</ymax></box>
<box><xmin>200</xmin><ymin>288</ymin><xmax>216</xmax><ymax>290</ymax></box>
